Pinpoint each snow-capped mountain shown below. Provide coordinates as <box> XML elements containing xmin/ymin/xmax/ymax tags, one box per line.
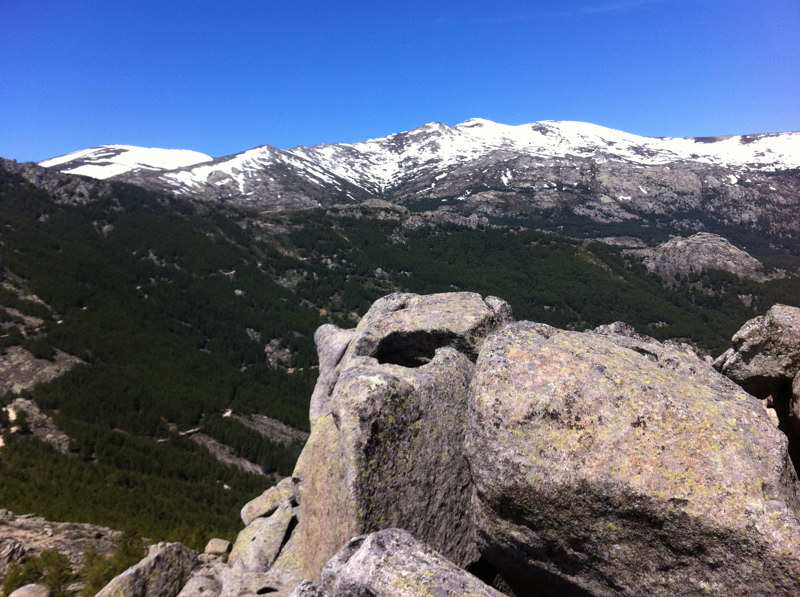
<box><xmin>39</xmin><ymin>145</ymin><xmax>213</xmax><ymax>180</ymax></box>
<box><xmin>292</xmin><ymin>118</ymin><xmax>800</xmax><ymax>193</ymax></box>
<box><xmin>39</xmin><ymin>119</ymin><xmax>800</xmax><ymax>243</ymax></box>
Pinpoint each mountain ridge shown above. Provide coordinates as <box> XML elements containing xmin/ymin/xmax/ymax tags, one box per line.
<box><xmin>36</xmin><ymin>118</ymin><xmax>800</xmax><ymax>253</ymax></box>
<box><xmin>39</xmin><ymin>118</ymin><xmax>800</xmax><ymax>184</ymax></box>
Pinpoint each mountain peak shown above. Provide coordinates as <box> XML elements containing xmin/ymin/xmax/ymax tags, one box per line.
<box><xmin>39</xmin><ymin>145</ymin><xmax>212</xmax><ymax>180</ymax></box>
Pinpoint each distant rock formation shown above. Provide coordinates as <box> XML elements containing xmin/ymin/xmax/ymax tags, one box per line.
<box><xmin>0</xmin><ymin>349</ymin><xmax>83</xmax><ymax>400</ymax></box>
<box><xmin>0</xmin><ymin>509</ymin><xmax>120</xmax><ymax>583</ymax></box>
<box><xmin>109</xmin><ymin>293</ymin><xmax>800</xmax><ymax>597</ymax></box>
<box><xmin>1</xmin><ymin>398</ymin><xmax>71</xmax><ymax>453</ymax></box>
<box><xmin>625</xmin><ymin>231</ymin><xmax>774</xmax><ymax>281</ymax></box>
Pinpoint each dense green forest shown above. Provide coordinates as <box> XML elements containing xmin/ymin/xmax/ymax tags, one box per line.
<box><xmin>1</xmin><ymin>164</ymin><xmax>799</xmax><ymax>553</ymax></box>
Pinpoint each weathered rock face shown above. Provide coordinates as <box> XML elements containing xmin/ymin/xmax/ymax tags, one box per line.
<box><xmin>0</xmin><ymin>509</ymin><xmax>120</xmax><ymax>578</ymax></box>
<box><xmin>0</xmin><ymin>349</ymin><xmax>83</xmax><ymax>403</ymax></box>
<box><xmin>229</xmin><ymin>503</ymin><xmax>294</xmax><ymax>572</ymax></box>
<box><xmin>467</xmin><ymin>321</ymin><xmax>800</xmax><ymax>595</ymax></box>
<box><xmin>1</xmin><ymin>398</ymin><xmax>72</xmax><ymax>454</ymax></box>
<box><xmin>8</xmin><ymin>585</ymin><xmax>51</xmax><ymax>597</ymax></box>
<box><xmin>273</xmin><ymin>292</ymin><xmax>512</xmax><ymax>582</ymax></box>
<box><xmin>97</xmin><ymin>542</ymin><xmax>197</xmax><ymax>597</ymax></box>
<box><xmin>318</xmin><ymin>529</ymin><xmax>504</xmax><ymax>597</ymax></box>
<box><xmin>714</xmin><ymin>304</ymin><xmax>800</xmax><ymax>474</ymax></box>
<box><xmin>625</xmin><ymin>231</ymin><xmax>772</xmax><ymax>282</ymax></box>
<box><xmin>714</xmin><ymin>304</ymin><xmax>800</xmax><ymax>398</ymax></box>
<box><xmin>240</xmin><ymin>477</ymin><xmax>298</xmax><ymax>527</ymax></box>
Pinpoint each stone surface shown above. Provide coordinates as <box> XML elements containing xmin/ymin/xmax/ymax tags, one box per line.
<box><xmin>468</xmin><ymin>321</ymin><xmax>800</xmax><ymax>595</ymax></box>
<box><xmin>1</xmin><ymin>398</ymin><xmax>71</xmax><ymax>454</ymax></box>
<box><xmin>714</xmin><ymin>304</ymin><xmax>800</xmax><ymax>398</ymax></box>
<box><xmin>229</xmin><ymin>502</ymin><xmax>294</xmax><ymax>572</ymax></box>
<box><xmin>97</xmin><ymin>542</ymin><xmax>197</xmax><ymax>597</ymax></box>
<box><xmin>308</xmin><ymin>325</ymin><xmax>357</xmax><ymax>421</ymax></box>
<box><xmin>0</xmin><ymin>348</ymin><xmax>82</xmax><ymax>399</ymax></box>
<box><xmin>286</xmin><ymin>580</ymin><xmax>331</xmax><ymax>597</ymax></box>
<box><xmin>203</xmin><ymin>539</ymin><xmax>231</xmax><ymax>556</ymax></box>
<box><xmin>175</xmin><ymin>574</ymin><xmax>220</xmax><ymax>597</ymax></box>
<box><xmin>272</xmin><ymin>292</ymin><xmax>511</xmax><ymax>582</ymax></box>
<box><xmin>240</xmin><ymin>477</ymin><xmax>298</xmax><ymax>526</ymax></box>
<box><xmin>320</xmin><ymin>529</ymin><xmax>504</xmax><ymax>597</ymax></box>
<box><xmin>8</xmin><ymin>584</ymin><xmax>51</xmax><ymax>597</ymax></box>
<box><xmin>0</xmin><ymin>509</ymin><xmax>119</xmax><ymax>574</ymax></box>
<box><xmin>0</xmin><ymin>536</ymin><xmax>26</xmax><ymax>578</ymax></box>
<box><xmin>715</xmin><ymin>304</ymin><xmax>800</xmax><ymax>474</ymax></box>
<box><xmin>214</xmin><ymin>566</ymin><xmax>301</xmax><ymax>597</ymax></box>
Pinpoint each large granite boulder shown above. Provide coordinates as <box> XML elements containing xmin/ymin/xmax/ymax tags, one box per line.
<box><xmin>229</xmin><ymin>502</ymin><xmax>295</xmax><ymax>572</ymax></box>
<box><xmin>316</xmin><ymin>529</ymin><xmax>504</xmax><ymax>597</ymax></box>
<box><xmin>468</xmin><ymin>321</ymin><xmax>800</xmax><ymax>595</ymax></box>
<box><xmin>271</xmin><ymin>292</ymin><xmax>512</xmax><ymax>582</ymax></box>
<box><xmin>8</xmin><ymin>585</ymin><xmax>50</xmax><ymax>597</ymax></box>
<box><xmin>240</xmin><ymin>477</ymin><xmax>298</xmax><ymax>527</ymax></box>
<box><xmin>714</xmin><ymin>304</ymin><xmax>800</xmax><ymax>398</ymax></box>
<box><xmin>715</xmin><ymin>304</ymin><xmax>800</xmax><ymax>472</ymax></box>
<box><xmin>97</xmin><ymin>542</ymin><xmax>197</xmax><ymax>597</ymax></box>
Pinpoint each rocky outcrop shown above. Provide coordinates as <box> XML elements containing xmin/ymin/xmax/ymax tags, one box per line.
<box><xmin>8</xmin><ymin>585</ymin><xmax>51</xmax><ymax>597</ymax></box>
<box><xmin>0</xmin><ymin>158</ymin><xmax>111</xmax><ymax>206</ymax></box>
<box><xmin>97</xmin><ymin>542</ymin><xmax>196</xmax><ymax>597</ymax></box>
<box><xmin>203</xmin><ymin>540</ymin><xmax>231</xmax><ymax>557</ymax></box>
<box><xmin>715</xmin><ymin>304</ymin><xmax>800</xmax><ymax>472</ymax></box>
<box><xmin>318</xmin><ymin>529</ymin><xmax>504</xmax><ymax>597</ymax></box>
<box><xmin>1</xmin><ymin>398</ymin><xmax>71</xmax><ymax>453</ymax></box>
<box><xmin>625</xmin><ymin>232</ymin><xmax>773</xmax><ymax>282</ymax></box>
<box><xmin>0</xmin><ymin>349</ymin><xmax>82</xmax><ymax>401</ymax></box>
<box><xmin>0</xmin><ymin>536</ymin><xmax>26</xmax><ymax>578</ymax></box>
<box><xmin>0</xmin><ymin>509</ymin><xmax>119</xmax><ymax>575</ymax></box>
<box><xmin>714</xmin><ymin>304</ymin><xmax>800</xmax><ymax>397</ymax></box>
<box><xmin>272</xmin><ymin>292</ymin><xmax>512</xmax><ymax>583</ymax></box>
<box><xmin>163</xmin><ymin>293</ymin><xmax>800</xmax><ymax>597</ymax></box>
<box><xmin>229</xmin><ymin>503</ymin><xmax>294</xmax><ymax>572</ymax></box>
<box><xmin>468</xmin><ymin>321</ymin><xmax>800</xmax><ymax>595</ymax></box>
<box><xmin>240</xmin><ymin>477</ymin><xmax>298</xmax><ymax>527</ymax></box>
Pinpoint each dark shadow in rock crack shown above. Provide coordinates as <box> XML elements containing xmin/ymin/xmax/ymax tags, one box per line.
<box><xmin>372</xmin><ymin>330</ymin><xmax>460</xmax><ymax>367</ymax></box>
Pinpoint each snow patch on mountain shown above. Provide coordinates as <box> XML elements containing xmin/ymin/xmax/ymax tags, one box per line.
<box><xmin>39</xmin><ymin>145</ymin><xmax>212</xmax><ymax>180</ymax></box>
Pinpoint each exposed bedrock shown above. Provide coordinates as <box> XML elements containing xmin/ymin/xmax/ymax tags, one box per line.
<box><xmin>467</xmin><ymin>321</ymin><xmax>800</xmax><ymax>595</ymax></box>
<box><xmin>715</xmin><ymin>304</ymin><xmax>800</xmax><ymax>474</ymax></box>
<box><xmin>272</xmin><ymin>292</ymin><xmax>513</xmax><ymax>583</ymax></box>
<box><xmin>317</xmin><ymin>528</ymin><xmax>504</xmax><ymax>597</ymax></box>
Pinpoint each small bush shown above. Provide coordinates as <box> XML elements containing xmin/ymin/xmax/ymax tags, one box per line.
<box><xmin>2</xmin><ymin>548</ymin><xmax>74</xmax><ymax>597</ymax></box>
<box><xmin>79</xmin><ymin>530</ymin><xmax>145</xmax><ymax>596</ymax></box>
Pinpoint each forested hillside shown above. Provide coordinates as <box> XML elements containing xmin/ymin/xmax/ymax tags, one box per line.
<box><xmin>1</xmin><ymin>161</ymin><xmax>799</xmax><ymax>549</ymax></box>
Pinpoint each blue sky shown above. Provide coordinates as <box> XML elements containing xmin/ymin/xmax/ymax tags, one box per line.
<box><xmin>2</xmin><ymin>0</ymin><xmax>798</xmax><ymax>162</ymax></box>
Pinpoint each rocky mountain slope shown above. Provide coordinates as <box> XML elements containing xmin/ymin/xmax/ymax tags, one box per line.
<box><xmin>98</xmin><ymin>293</ymin><xmax>800</xmax><ymax>597</ymax></box>
<box><xmin>39</xmin><ymin>119</ymin><xmax>800</xmax><ymax>252</ymax></box>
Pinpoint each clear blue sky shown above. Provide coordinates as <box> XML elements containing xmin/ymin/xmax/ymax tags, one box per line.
<box><xmin>2</xmin><ymin>0</ymin><xmax>798</xmax><ymax>162</ymax></box>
